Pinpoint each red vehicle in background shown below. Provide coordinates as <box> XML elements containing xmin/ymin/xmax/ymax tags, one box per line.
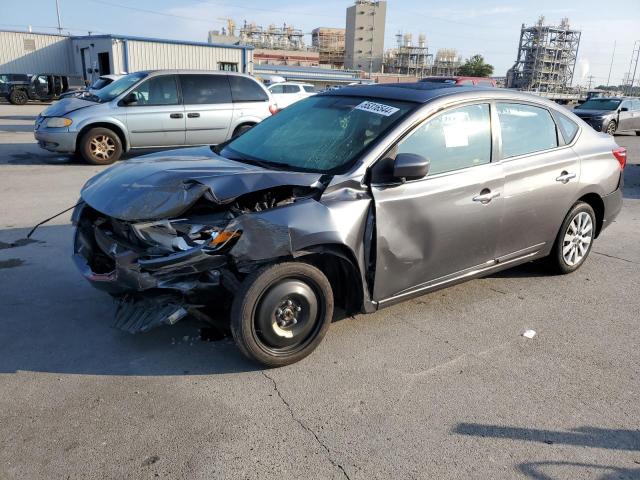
<box><xmin>419</xmin><ymin>76</ymin><xmax>497</xmax><ymax>87</ymax></box>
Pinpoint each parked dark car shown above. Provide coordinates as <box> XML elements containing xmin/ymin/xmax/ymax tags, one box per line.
<box><xmin>72</xmin><ymin>83</ymin><xmax>625</xmax><ymax>366</ymax></box>
<box><xmin>419</xmin><ymin>76</ymin><xmax>497</xmax><ymax>87</ymax></box>
<box><xmin>0</xmin><ymin>74</ymin><xmax>83</xmax><ymax>105</ymax></box>
<box><xmin>573</xmin><ymin>97</ymin><xmax>640</xmax><ymax>135</ymax></box>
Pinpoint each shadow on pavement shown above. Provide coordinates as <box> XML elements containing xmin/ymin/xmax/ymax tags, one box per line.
<box><xmin>0</xmin><ymin>115</ymin><xmax>38</xmax><ymax>121</ymax></box>
<box><xmin>453</xmin><ymin>423</ymin><xmax>640</xmax><ymax>451</ymax></box>
<box><xmin>518</xmin><ymin>461</ymin><xmax>640</xmax><ymax>480</ymax></box>
<box><xmin>0</xmin><ymin>224</ymin><xmax>259</xmax><ymax>376</ymax></box>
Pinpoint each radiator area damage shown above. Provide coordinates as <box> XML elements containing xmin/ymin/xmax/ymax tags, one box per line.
<box><xmin>73</xmin><ymin>148</ymin><xmax>373</xmax><ymax>334</ymax></box>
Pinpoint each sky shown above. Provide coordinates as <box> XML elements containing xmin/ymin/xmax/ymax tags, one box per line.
<box><xmin>3</xmin><ymin>0</ymin><xmax>640</xmax><ymax>86</ymax></box>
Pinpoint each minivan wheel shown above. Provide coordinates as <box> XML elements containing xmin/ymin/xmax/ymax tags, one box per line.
<box><xmin>605</xmin><ymin>121</ymin><xmax>617</xmax><ymax>135</ymax></box>
<box><xmin>548</xmin><ymin>202</ymin><xmax>596</xmax><ymax>274</ymax></box>
<box><xmin>230</xmin><ymin>262</ymin><xmax>334</xmax><ymax>367</ymax></box>
<box><xmin>80</xmin><ymin>127</ymin><xmax>122</xmax><ymax>165</ymax></box>
<box><xmin>232</xmin><ymin>123</ymin><xmax>255</xmax><ymax>138</ymax></box>
<box><xmin>9</xmin><ymin>89</ymin><xmax>28</xmax><ymax>105</ymax></box>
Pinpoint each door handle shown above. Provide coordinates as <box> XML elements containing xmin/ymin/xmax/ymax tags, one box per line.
<box><xmin>472</xmin><ymin>189</ymin><xmax>500</xmax><ymax>204</ymax></box>
<box><xmin>169</xmin><ymin>113</ymin><xmax>183</xmax><ymax>119</ymax></box>
<box><xmin>187</xmin><ymin>112</ymin><xmax>200</xmax><ymax>118</ymax></box>
<box><xmin>555</xmin><ymin>171</ymin><xmax>576</xmax><ymax>183</ymax></box>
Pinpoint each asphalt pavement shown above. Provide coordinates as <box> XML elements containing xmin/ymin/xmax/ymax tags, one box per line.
<box><xmin>0</xmin><ymin>103</ymin><xmax>639</xmax><ymax>480</ymax></box>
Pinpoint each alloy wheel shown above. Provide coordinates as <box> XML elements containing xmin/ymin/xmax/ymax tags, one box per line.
<box><xmin>606</xmin><ymin>123</ymin><xmax>616</xmax><ymax>135</ymax></box>
<box><xmin>562</xmin><ymin>212</ymin><xmax>593</xmax><ymax>266</ymax></box>
<box><xmin>89</xmin><ymin>135</ymin><xmax>116</xmax><ymax>161</ymax></box>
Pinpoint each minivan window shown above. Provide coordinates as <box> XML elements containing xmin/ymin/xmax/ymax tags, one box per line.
<box><xmin>397</xmin><ymin>103</ymin><xmax>491</xmax><ymax>176</ymax></box>
<box><xmin>94</xmin><ymin>72</ymin><xmax>147</xmax><ymax>102</ymax></box>
<box><xmin>556</xmin><ymin>112</ymin><xmax>579</xmax><ymax>143</ymax></box>
<box><xmin>221</xmin><ymin>95</ymin><xmax>415</xmax><ymax>173</ymax></box>
<box><xmin>303</xmin><ymin>85</ymin><xmax>315</xmax><ymax>93</ymax></box>
<box><xmin>229</xmin><ymin>76</ymin><xmax>269</xmax><ymax>102</ymax></box>
<box><xmin>269</xmin><ymin>84</ymin><xmax>284</xmax><ymax>94</ymax></box>
<box><xmin>283</xmin><ymin>84</ymin><xmax>300</xmax><ymax>94</ymax></box>
<box><xmin>180</xmin><ymin>74</ymin><xmax>231</xmax><ymax>104</ymax></box>
<box><xmin>128</xmin><ymin>75</ymin><xmax>179</xmax><ymax>106</ymax></box>
<box><xmin>497</xmin><ymin>103</ymin><xmax>557</xmax><ymax>158</ymax></box>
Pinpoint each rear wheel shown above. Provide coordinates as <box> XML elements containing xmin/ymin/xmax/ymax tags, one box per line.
<box><xmin>8</xmin><ymin>89</ymin><xmax>28</xmax><ymax>105</ymax></box>
<box><xmin>605</xmin><ymin>121</ymin><xmax>617</xmax><ymax>136</ymax></box>
<box><xmin>232</xmin><ymin>123</ymin><xmax>255</xmax><ymax>138</ymax></box>
<box><xmin>230</xmin><ymin>262</ymin><xmax>333</xmax><ymax>367</ymax></box>
<box><xmin>79</xmin><ymin>127</ymin><xmax>122</xmax><ymax>165</ymax></box>
<box><xmin>547</xmin><ymin>202</ymin><xmax>596</xmax><ymax>274</ymax></box>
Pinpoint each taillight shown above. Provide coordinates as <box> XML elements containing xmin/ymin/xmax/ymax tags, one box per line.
<box><xmin>612</xmin><ymin>147</ymin><xmax>627</xmax><ymax>170</ymax></box>
<box><xmin>269</xmin><ymin>104</ymin><xmax>279</xmax><ymax>115</ymax></box>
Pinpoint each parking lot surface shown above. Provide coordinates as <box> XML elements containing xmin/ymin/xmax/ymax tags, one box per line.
<box><xmin>1</xmin><ymin>103</ymin><xmax>639</xmax><ymax>479</ymax></box>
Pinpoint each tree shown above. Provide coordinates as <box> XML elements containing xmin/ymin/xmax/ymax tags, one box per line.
<box><xmin>458</xmin><ymin>55</ymin><xmax>494</xmax><ymax>77</ymax></box>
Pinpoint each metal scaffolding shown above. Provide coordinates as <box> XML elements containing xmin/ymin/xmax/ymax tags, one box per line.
<box><xmin>507</xmin><ymin>16</ymin><xmax>581</xmax><ymax>93</ymax></box>
<box><xmin>311</xmin><ymin>28</ymin><xmax>345</xmax><ymax>67</ymax></box>
<box><xmin>431</xmin><ymin>48</ymin><xmax>461</xmax><ymax>77</ymax></box>
<box><xmin>383</xmin><ymin>33</ymin><xmax>432</xmax><ymax>76</ymax></box>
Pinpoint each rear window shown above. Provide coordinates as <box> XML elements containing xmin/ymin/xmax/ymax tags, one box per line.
<box><xmin>303</xmin><ymin>85</ymin><xmax>315</xmax><ymax>93</ymax></box>
<box><xmin>180</xmin><ymin>74</ymin><xmax>231</xmax><ymax>104</ymax></box>
<box><xmin>229</xmin><ymin>76</ymin><xmax>268</xmax><ymax>102</ymax></box>
<box><xmin>497</xmin><ymin>103</ymin><xmax>558</xmax><ymax>158</ymax></box>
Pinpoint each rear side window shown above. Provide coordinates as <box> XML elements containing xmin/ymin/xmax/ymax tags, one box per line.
<box><xmin>497</xmin><ymin>103</ymin><xmax>557</xmax><ymax>158</ymax></box>
<box><xmin>303</xmin><ymin>85</ymin><xmax>315</xmax><ymax>93</ymax></box>
<box><xmin>555</xmin><ymin>112</ymin><xmax>580</xmax><ymax>143</ymax></box>
<box><xmin>269</xmin><ymin>84</ymin><xmax>284</xmax><ymax>94</ymax></box>
<box><xmin>229</xmin><ymin>76</ymin><xmax>268</xmax><ymax>102</ymax></box>
<box><xmin>283</xmin><ymin>84</ymin><xmax>300</xmax><ymax>94</ymax></box>
<box><xmin>397</xmin><ymin>103</ymin><xmax>492</xmax><ymax>176</ymax></box>
<box><xmin>632</xmin><ymin>99</ymin><xmax>640</xmax><ymax>111</ymax></box>
<box><xmin>180</xmin><ymin>75</ymin><xmax>231</xmax><ymax>104</ymax></box>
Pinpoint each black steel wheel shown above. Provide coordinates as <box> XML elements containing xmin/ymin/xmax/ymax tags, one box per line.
<box><xmin>231</xmin><ymin>262</ymin><xmax>333</xmax><ymax>367</ymax></box>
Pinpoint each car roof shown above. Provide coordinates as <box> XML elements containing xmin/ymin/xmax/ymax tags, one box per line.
<box><xmin>142</xmin><ymin>69</ymin><xmax>255</xmax><ymax>78</ymax></box>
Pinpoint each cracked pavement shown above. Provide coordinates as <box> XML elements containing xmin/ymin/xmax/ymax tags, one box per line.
<box><xmin>1</xmin><ymin>103</ymin><xmax>639</xmax><ymax>479</ymax></box>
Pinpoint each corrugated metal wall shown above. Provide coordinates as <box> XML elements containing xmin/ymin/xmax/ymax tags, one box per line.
<box><xmin>125</xmin><ymin>40</ymin><xmax>252</xmax><ymax>73</ymax></box>
<box><xmin>0</xmin><ymin>31</ymin><xmax>75</xmax><ymax>74</ymax></box>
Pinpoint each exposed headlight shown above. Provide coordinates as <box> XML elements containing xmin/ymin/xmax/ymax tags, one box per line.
<box><xmin>45</xmin><ymin>117</ymin><xmax>73</xmax><ymax>128</ymax></box>
<box><xmin>131</xmin><ymin>219</ymin><xmax>240</xmax><ymax>253</ymax></box>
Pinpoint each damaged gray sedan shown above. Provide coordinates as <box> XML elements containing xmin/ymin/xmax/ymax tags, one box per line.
<box><xmin>73</xmin><ymin>84</ymin><xmax>625</xmax><ymax>366</ymax></box>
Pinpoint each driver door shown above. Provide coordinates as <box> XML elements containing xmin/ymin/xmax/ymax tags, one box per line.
<box><xmin>371</xmin><ymin>103</ymin><xmax>504</xmax><ymax>302</ymax></box>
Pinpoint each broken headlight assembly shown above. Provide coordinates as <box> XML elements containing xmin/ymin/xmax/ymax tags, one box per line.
<box><xmin>131</xmin><ymin>219</ymin><xmax>240</xmax><ymax>254</ymax></box>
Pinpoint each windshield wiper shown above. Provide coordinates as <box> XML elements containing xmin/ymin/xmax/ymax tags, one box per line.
<box><xmin>220</xmin><ymin>148</ymin><xmax>288</xmax><ymax>171</ymax></box>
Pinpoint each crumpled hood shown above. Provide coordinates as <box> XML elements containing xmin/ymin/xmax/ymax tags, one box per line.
<box><xmin>80</xmin><ymin>146</ymin><xmax>324</xmax><ymax>221</ymax></box>
<box><xmin>41</xmin><ymin>97</ymin><xmax>96</xmax><ymax>117</ymax></box>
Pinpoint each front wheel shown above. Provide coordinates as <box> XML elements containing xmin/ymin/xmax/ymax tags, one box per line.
<box><xmin>605</xmin><ymin>121</ymin><xmax>617</xmax><ymax>136</ymax></box>
<box><xmin>79</xmin><ymin>127</ymin><xmax>123</xmax><ymax>165</ymax></box>
<box><xmin>8</xmin><ymin>89</ymin><xmax>28</xmax><ymax>105</ymax></box>
<box><xmin>230</xmin><ymin>262</ymin><xmax>334</xmax><ymax>367</ymax></box>
<box><xmin>547</xmin><ymin>202</ymin><xmax>596</xmax><ymax>274</ymax></box>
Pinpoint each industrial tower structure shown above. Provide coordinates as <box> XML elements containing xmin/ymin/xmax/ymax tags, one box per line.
<box><xmin>383</xmin><ymin>33</ymin><xmax>432</xmax><ymax>76</ymax></box>
<box><xmin>311</xmin><ymin>28</ymin><xmax>346</xmax><ymax>68</ymax></box>
<box><xmin>506</xmin><ymin>17</ymin><xmax>581</xmax><ymax>93</ymax></box>
<box><xmin>345</xmin><ymin>0</ymin><xmax>387</xmax><ymax>73</ymax></box>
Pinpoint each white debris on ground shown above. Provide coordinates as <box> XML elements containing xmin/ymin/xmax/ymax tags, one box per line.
<box><xmin>522</xmin><ymin>330</ymin><xmax>537</xmax><ymax>339</ymax></box>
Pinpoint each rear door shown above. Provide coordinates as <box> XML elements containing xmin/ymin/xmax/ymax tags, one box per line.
<box><xmin>124</xmin><ymin>74</ymin><xmax>185</xmax><ymax>148</ymax></box>
<box><xmin>618</xmin><ymin>100</ymin><xmax>634</xmax><ymax>130</ymax></box>
<box><xmin>229</xmin><ymin>75</ymin><xmax>271</xmax><ymax>127</ymax></box>
<box><xmin>371</xmin><ymin>102</ymin><xmax>504</xmax><ymax>301</ymax></box>
<box><xmin>495</xmin><ymin>102</ymin><xmax>580</xmax><ymax>260</ymax></box>
<box><xmin>180</xmin><ymin>74</ymin><xmax>234</xmax><ymax>145</ymax></box>
<box><xmin>631</xmin><ymin>99</ymin><xmax>640</xmax><ymax>130</ymax></box>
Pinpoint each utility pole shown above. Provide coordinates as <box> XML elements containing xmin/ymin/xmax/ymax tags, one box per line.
<box><xmin>586</xmin><ymin>75</ymin><xmax>595</xmax><ymax>90</ymax></box>
<box><xmin>628</xmin><ymin>40</ymin><xmax>640</xmax><ymax>95</ymax></box>
<box><xmin>606</xmin><ymin>40</ymin><xmax>616</xmax><ymax>87</ymax></box>
<box><xmin>55</xmin><ymin>0</ymin><xmax>63</xmax><ymax>35</ymax></box>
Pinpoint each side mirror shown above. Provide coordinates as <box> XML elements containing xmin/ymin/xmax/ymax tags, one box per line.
<box><xmin>393</xmin><ymin>153</ymin><xmax>430</xmax><ymax>181</ymax></box>
<box><xmin>120</xmin><ymin>92</ymin><xmax>137</xmax><ymax>105</ymax></box>
<box><xmin>620</xmin><ymin>107</ymin><xmax>629</xmax><ymax>112</ymax></box>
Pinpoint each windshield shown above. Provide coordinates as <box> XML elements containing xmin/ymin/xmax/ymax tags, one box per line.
<box><xmin>90</xmin><ymin>77</ymin><xmax>112</xmax><ymax>90</ymax></box>
<box><xmin>221</xmin><ymin>95</ymin><xmax>415</xmax><ymax>173</ymax></box>
<box><xmin>576</xmin><ymin>99</ymin><xmax>621</xmax><ymax>111</ymax></box>
<box><xmin>93</xmin><ymin>72</ymin><xmax>147</xmax><ymax>102</ymax></box>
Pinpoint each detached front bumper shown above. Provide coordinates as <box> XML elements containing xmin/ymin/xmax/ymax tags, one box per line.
<box><xmin>34</xmin><ymin>124</ymin><xmax>77</xmax><ymax>153</ymax></box>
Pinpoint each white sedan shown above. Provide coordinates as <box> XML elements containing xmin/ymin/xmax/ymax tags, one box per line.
<box><xmin>267</xmin><ymin>82</ymin><xmax>315</xmax><ymax>109</ymax></box>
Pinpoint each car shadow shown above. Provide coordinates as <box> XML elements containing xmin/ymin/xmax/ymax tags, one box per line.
<box><xmin>623</xmin><ymin>163</ymin><xmax>640</xmax><ymax>199</ymax></box>
<box><xmin>0</xmin><ymin>115</ymin><xmax>38</xmax><ymax>121</ymax></box>
<box><xmin>518</xmin><ymin>461</ymin><xmax>640</xmax><ymax>480</ymax></box>
<box><xmin>0</xmin><ymin>224</ymin><xmax>261</xmax><ymax>376</ymax></box>
<box><xmin>486</xmin><ymin>260</ymin><xmax>549</xmax><ymax>279</ymax></box>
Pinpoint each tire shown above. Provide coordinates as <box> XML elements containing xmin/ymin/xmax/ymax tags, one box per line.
<box><xmin>8</xmin><ymin>89</ymin><xmax>28</xmax><ymax>105</ymax></box>
<box><xmin>635</xmin><ymin>130</ymin><xmax>640</xmax><ymax>136</ymax></box>
<box><xmin>79</xmin><ymin>127</ymin><xmax>123</xmax><ymax>165</ymax></box>
<box><xmin>605</xmin><ymin>121</ymin><xmax>617</xmax><ymax>136</ymax></box>
<box><xmin>232</xmin><ymin>123</ymin><xmax>255</xmax><ymax>138</ymax></box>
<box><xmin>547</xmin><ymin>202</ymin><xmax>596</xmax><ymax>274</ymax></box>
<box><xmin>230</xmin><ymin>262</ymin><xmax>334</xmax><ymax>367</ymax></box>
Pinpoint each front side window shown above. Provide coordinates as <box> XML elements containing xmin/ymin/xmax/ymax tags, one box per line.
<box><xmin>180</xmin><ymin>75</ymin><xmax>231</xmax><ymax>104</ymax></box>
<box><xmin>128</xmin><ymin>75</ymin><xmax>179</xmax><ymax>106</ymax></box>
<box><xmin>95</xmin><ymin>72</ymin><xmax>147</xmax><ymax>102</ymax></box>
<box><xmin>497</xmin><ymin>103</ymin><xmax>557</xmax><ymax>158</ymax></box>
<box><xmin>621</xmin><ymin>100</ymin><xmax>632</xmax><ymax>111</ymax></box>
<box><xmin>397</xmin><ymin>103</ymin><xmax>492</xmax><ymax>176</ymax></box>
<box><xmin>229</xmin><ymin>76</ymin><xmax>268</xmax><ymax>102</ymax></box>
<box><xmin>221</xmin><ymin>95</ymin><xmax>415</xmax><ymax>173</ymax></box>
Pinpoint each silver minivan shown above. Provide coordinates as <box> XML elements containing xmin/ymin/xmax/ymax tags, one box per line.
<box><xmin>34</xmin><ymin>70</ymin><xmax>275</xmax><ymax>164</ymax></box>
